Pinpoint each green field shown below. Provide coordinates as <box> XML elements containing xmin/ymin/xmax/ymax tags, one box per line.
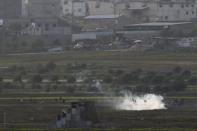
<box><xmin>2</xmin><ymin>51</ymin><xmax>197</xmax><ymax>71</ymax></box>
<box><xmin>0</xmin><ymin>51</ymin><xmax>197</xmax><ymax>129</ymax></box>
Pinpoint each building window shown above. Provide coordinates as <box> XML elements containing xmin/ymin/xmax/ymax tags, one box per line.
<box><xmin>95</xmin><ymin>2</ymin><xmax>100</xmax><ymax>8</ymax></box>
<box><xmin>170</xmin><ymin>3</ymin><xmax>173</xmax><ymax>8</ymax></box>
<box><xmin>159</xmin><ymin>4</ymin><xmax>163</xmax><ymax>8</ymax></box>
<box><xmin>78</xmin><ymin>8</ymin><xmax>82</xmax><ymax>12</ymax></box>
<box><xmin>38</xmin><ymin>23</ymin><xmax>41</xmax><ymax>27</ymax></box>
<box><xmin>165</xmin><ymin>16</ymin><xmax>168</xmax><ymax>20</ymax></box>
<box><xmin>65</xmin><ymin>9</ymin><xmax>69</xmax><ymax>12</ymax></box>
<box><xmin>181</xmin><ymin>4</ymin><xmax>184</xmax><ymax>8</ymax></box>
<box><xmin>53</xmin><ymin>23</ymin><xmax>57</xmax><ymax>27</ymax></box>
<box><xmin>64</xmin><ymin>0</ymin><xmax>68</xmax><ymax>5</ymax></box>
<box><xmin>186</xmin><ymin>11</ymin><xmax>189</xmax><ymax>15</ymax></box>
<box><xmin>45</xmin><ymin>23</ymin><xmax>49</xmax><ymax>31</ymax></box>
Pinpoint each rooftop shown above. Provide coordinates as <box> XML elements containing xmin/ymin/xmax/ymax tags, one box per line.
<box><xmin>128</xmin><ymin>22</ymin><xmax>192</xmax><ymax>27</ymax></box>
<box><xmin>85</xmin><ymin>15</ymin><xmax>121</xmax><ymax>19</ymax></box>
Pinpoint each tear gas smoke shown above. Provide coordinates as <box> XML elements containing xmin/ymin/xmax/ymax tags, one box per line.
<box><xmin>115</xmin><ymin>93</ymin><xmax>166</xmax><ymax>111</ymax></box>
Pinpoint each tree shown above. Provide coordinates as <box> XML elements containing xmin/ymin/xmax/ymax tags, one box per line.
<box><xmin>31</xmin><ymin>74</ymin><xmax>43</xmax><ymax>83</ymax></box>
<box><xmin>103</xmin><ymin>74</ymin><xmax>113</xmax><ymax>84</ymax></box>
<box><xmin>67</xmin><ymin>75</ymin><xmax>76</xmax><ymax>83</ymax></box>
<box><xmin>46</xmin><ymin>62</ymin><xmax>56</xmax><ymax>71</ymax></box>
<box><xmin>36</xmin><ymin>64</ymin><xmax>48</xmax><ymax>74</ymax></box>
<box><xmin>65</xmin><ymin>86</ymin><xmax>75</xmax><ymax>93</ymax></box>
<box><xmin>152</xmin><ymin>75</ymin><xmax>164</xmax><ymax>84</ymax></box>
<box><xmin>51</xmin><ymin>75</ymin><xmax>59</xmax><ymax>83</ymax></box>
<box><xmin>14</xmin><ymin>74</ymin><xmax>22</xmax><ymax>83</ymax></box>
<box><xmin>181</xmin><ymin>70</ymin><xmax>191</xmax><ymax>79</ymax></box>
<box><xmin>108</xmin><ymin>69</ymin><xmax>115</xmax><ymax>74</ymax></box>
<box><xmin>188</xmin><ymin>76</ymin><xmax>197</xmax><ymax>85</ymax></box>
<box><xmin>172</xmin><ymin>79</ymin><xmax>187</xmax><ymax>92</ymax></box>
<box><xmin>141</xmin><ymin>71</ymin><xmax>156</xmax><ymax>83</ymax></box>
<box><xmin>173</xmin><ymin>66</ymin><xmax>182</xmax><ymax>74</ymax></box>
<box><xmin>119</xmin><ymin>73</ymin><xmax>133</xmax><ymax>84</ymax></box>
<box><xmin>114</xmin><ymin>69</ymin><xmax>125</xmax><ymax>76</ymax></box>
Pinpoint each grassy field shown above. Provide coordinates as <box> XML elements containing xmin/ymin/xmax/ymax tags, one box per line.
<box><xmin>0</xmin><ymin>128</ymin><xmax>196</xmax><ymax>131</ymax></box>
<box><xmin>2</xmin><ymin>51</ymin><xmax>197</xmax><ymax>71</ymax></box>
<box><xmin>0</xmin><ymin>51</ymin><xmax>197</xmax><ymax>129</ymax></box>
<box><xmin>1</xmin><ymin>128</ymin><xmax>197</xmax><ymax>131</ymax></box>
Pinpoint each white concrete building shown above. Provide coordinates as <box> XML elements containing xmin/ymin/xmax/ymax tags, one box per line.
<box><xmin>87</xmin><ymin>0</ymin><xmax>115</xmax><ymax>15</ymax></box>
<box><xmin>146</xmin><ymin>0</ymin><xmax>197</xmax><ymax>21</ymax></box>
<box><xmin>28</xmin><ymin>0</ymin><xmax>61</xmax><ymax>18</ymax></box>
<box><xmin>85</xmin><ymin>0</ymin><xmax>197</xmax><ymax>22</ymax></box>
<box><xmin>61</xmin><ymin>0</ymin><xmax>87</xmax><ymax>17</ymax></box>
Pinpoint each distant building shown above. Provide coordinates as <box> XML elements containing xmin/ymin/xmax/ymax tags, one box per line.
<box><xmin>83</xmin><ymin>0</ymin><xmax>197</xmax><ymax>22</ymax></box>
<box><xmin>140</xmin><ymin>0</ymin><xmax>197</xmax><ymax>22</ymax></box>
<box><xmin>0</xmin><ymin>0</ymin><xmax>23</xmax><ymax>19</ymax></box>
<box><xmin>84</xmin><ymin>14</ymin><xmax>122</xmax><ymax>30</ymax></box>
<box><xmin>20</xmin><ymin>18</ymin><xmax>71</xmax><ymax>35</ymax></box>
<box><xmin>28</xmin><ymin>0</ymin><xmax>61</xmax><ymax>18</ymax></box>
<box><xmin>87</xmin><ymin>0</ymin><xmax>116</xmax><ymax>16</ymax></box>
<box><xmin>122</xmin><ymin>22</ymin><xmax>194</xmax><ymax>40</ymax></box>
<box><xmin>61</xmin><ymin>0</ymin><xmax>88</xmax><ymax>17</ymax></box>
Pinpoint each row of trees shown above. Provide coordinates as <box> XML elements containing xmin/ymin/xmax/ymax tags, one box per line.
<box><xmin>0</xmin><ymin>62</ymin><xmax>196</xmax><ymax>94</ymax></box>
<box><xmin>103</xmin><ymin>66</ymin><xmax>195</xmax><ymax>93</ymax></box>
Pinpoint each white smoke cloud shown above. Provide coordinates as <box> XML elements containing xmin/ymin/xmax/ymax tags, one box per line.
<box><xmin>115</xmin><ymin>93</ymin><xmax>167</xmax><ymax>111</ymax></box>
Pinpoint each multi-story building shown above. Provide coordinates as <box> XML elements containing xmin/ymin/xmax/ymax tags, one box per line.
<box><xmin>84</xmin><ymin>0</ymin><xmax>197</xmax><ymax>22</ymax></box>
<box><xmin>123</xmin><ymin>0</ymin><xmax>197</xmax><ymax>22</ymax></box>
<box><xmin>61</xmin><ymin>0</ymin><xmax>88</xmax><ymax>17</ymax></box>
<box><xmin>150</xmin><ymin>0</ymin><xmax>197</xmax><ymax>21</ymax></box>
<box><xmin>28</xmin><ymin>0</ymin><xmax>61</xmax><ymax>18</ymax></box>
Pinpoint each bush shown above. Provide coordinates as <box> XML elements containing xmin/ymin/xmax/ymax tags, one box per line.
<box><xmin>188</xmin><ymin>76</ymin><xmax>197</xmax><ymax>85</ymax></box>
<box><xmin>51</xmin><ymin>75</ymin><xmax>59</xmax><ymax>83</ymax></box>
<box><xmin>14</xmin><ymin>74</ymin><xmax>22</xmax><ymax>83</ymax></box>
<box><xmin>67</xmin><ymin>75</ymin><xmax>76</xmax><ymax>83</ymax></box>
<box><xmin>103</xmin><ymin>75</ymin><xmax>113</xmax><ymax>84</ymax></box>
<box><xmin>119</xmin><ymin>73</ymin><xmax>132</xmax><ymax>84</ymax></box>
<box><xmin>46</xmin><ymin>62</ymin><xmax>56</xmax><ymax>71</ymax></box>
<box><xmin>173</xmin><ymin>66</ymin><xmax>182</xmax><ymax>74</ymax></box>
<box><xmin>31</xmin><ymin>74</ymin><xmax>43</xmax><ymax>83</ymax></box>
<box><xmin>152</xmin><ymin>75</ymin><xmax>164</xmax><ymax>84</ymax></box>
<box><xmin>172</xmin><ymin>79</ymin><xmax>187</xmax><ymax>91</ymax></box>
<box><xmin>181</xmin><ymin>70</ymin><xmax>191</xmax><ymax>79</ymax></box>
